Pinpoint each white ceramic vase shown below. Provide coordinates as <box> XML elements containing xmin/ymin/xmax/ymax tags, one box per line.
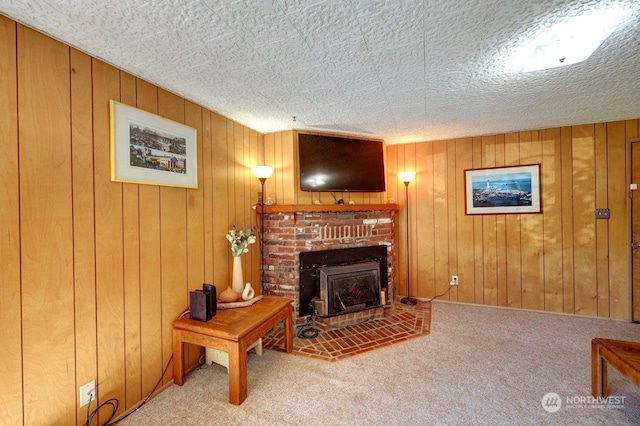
<box><xmin>232</xmin><ymin>256</ymin><xmax>244</xmax><ymax>295</ymax></box>
<box><xmin>242</xmin><ymin>283</ymin><xmax>255</xmax><ymax>301</ymax></box>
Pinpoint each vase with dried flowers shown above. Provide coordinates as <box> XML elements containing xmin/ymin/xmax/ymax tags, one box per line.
<box><xmin>226</xmin><ymin>223</ymin><xmax>256</xmax><ymax>296</ymax></box>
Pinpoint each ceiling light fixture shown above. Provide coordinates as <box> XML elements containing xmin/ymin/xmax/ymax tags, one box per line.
<box><xmin>522</xmin><ymin>4</ymin><xmax>630</xmax><ymax>72</ymax></box>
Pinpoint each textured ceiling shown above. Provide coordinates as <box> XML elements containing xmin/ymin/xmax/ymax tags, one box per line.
<box><xmin>1</xmin><ymin>0</ymin><xmax>639</xmax><ymax>145</ymax></box>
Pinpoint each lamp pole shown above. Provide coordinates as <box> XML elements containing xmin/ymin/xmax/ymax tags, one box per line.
<box><xmin>258</xmin><ymin>177</ymin><xmax>267</xmax><ymax>293</ymax></box>
<box><xmin>398</xmin><ymin>171</ymin><xmax>417</xmax><ymax>305</ymax></box>
<box><xmin>252</xmin><ymin>166</ymin><xmax>274</xmax><ymax>294</ymax></box>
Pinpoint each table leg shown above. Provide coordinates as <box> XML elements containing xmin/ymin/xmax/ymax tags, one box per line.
<box><xmin>173</xmin><ymin>329</ymin><xmax>185</xmax><ymax>386</ymax></box>
<box><xmin>284</xmin><ymin>305</ymin><xmax>293</xmax><ymax>353</ymax></box>
<box><xmin>591</xmin><ymin>339</ymin><xmax>609</xmax><ymax>398</ymax></box>
<box><xmin>603</xmin><ymin>355</ymin><xmax>609</xmax><ymax>396</ymax></box>
<box><xmin>227</xmin><ymin>342</ymin><xmax>248</xmax><ymax>405</ymax></box>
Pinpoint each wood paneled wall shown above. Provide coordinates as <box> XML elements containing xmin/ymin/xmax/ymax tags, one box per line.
<box><xmin>387</xmin><ymin>121</ymin><xmax>637</xmax><ymax>322</ymax></box>
<box><xmin>0</xmin><ymin>18</ymin><xmax>263</xmax><ymax>425</ymax></box>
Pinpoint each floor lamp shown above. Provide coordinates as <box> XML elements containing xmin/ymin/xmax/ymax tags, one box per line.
<box><xmin>398</xmin><ymin>171</ymin><xmax>417</xmax><ymax>305</ymax></box>
<box><xmin>252</xmin><ymin>165</ymin><xmax>274</xmax><ymax>295</ymax></box>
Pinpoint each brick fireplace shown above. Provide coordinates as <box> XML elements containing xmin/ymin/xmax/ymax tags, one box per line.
<box><xmin>259</xmin><ymin>204</ymin><xmax>398</xmax><ymax>327</ymax></box>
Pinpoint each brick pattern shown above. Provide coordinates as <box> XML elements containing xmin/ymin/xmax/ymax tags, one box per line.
<box><xmin>262</xmin><ymin>208</ymin><xmax>397</xmax><ymax>325</ymax></box>
<box><xmin>314</xmin><ymin>307</ymin><xmax>384</xmax><ymax>331</ymax></box>
<box><xmin>262</xmin><ymin>302</ymin><xmax>431</xmax><ymax>362</ymax></box>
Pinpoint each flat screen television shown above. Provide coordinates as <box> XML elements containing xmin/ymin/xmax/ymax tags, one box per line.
<box><xmin>298</xmin><ymin>133</ymin><xmax>386</xmax><ymax>192</ymax></box>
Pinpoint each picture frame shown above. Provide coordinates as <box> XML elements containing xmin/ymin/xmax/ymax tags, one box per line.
<box><xmin>464</xmin><ymin>164</ymin><xmax>541</xmax><ymax>215</ymax></box>
<box><xmin>110</xmin><ymin>100</ymin><xmax>198</xmax><ymax>188</ymax></box>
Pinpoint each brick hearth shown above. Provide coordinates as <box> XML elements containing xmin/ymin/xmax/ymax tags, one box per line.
<box><xmin>259</xmin><ymin>204</ymin><xmax>398</xmax><ymax>326</ymax></box>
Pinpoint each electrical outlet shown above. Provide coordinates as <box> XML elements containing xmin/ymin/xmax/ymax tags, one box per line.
<box><xmin>79</xmin><ymin>380</ymin><xmax>95</xmax><ymax>407</ymax></box>
<box><xmin>451</xmin><ymin>275</ymin><xmax>458</xmax><ymax>286</ymax></box>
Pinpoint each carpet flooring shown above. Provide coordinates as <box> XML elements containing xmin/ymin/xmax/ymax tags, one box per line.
<box><xmin>119</xmin><ymin>301</ymin><xmax>640</xmax><ymax>425</ymax></box>
<box><xmin>262</xmin><ymin>303</ymin><xmax>431</xmax><ymax>361</ymax></box>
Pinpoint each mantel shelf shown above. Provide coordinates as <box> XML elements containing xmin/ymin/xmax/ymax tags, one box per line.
<box><xmin>255</xmin><ymin>203</ymin><xmax>399</xmax><ymax>214</ymax></box>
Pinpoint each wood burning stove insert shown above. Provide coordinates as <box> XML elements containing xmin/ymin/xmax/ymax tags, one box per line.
<box><xmin>299</xmin><ymin>245</ymin><xmax>387</xmax><ymax>317</ymax></box>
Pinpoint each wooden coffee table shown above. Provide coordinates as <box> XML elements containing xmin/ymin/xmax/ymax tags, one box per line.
<box><xmin>173</xmin><ymin>296</ymin><xmax>293</xmax><ymax>405</ymax></box>
<box><xmin>591</xmin><ymin>337</ymin><xmax>640</xmax><ymax>397</ymax></box>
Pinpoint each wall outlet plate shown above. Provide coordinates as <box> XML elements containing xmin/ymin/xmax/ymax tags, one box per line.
<box><xmin>451</xmin><ymin>275</ymin><xmax>458</xmax><ymax>285</ymax></box>
<box><xmin>79</xmin><ymin>380</ymin><xmax>95</xmax><ymax>407</ymax></box>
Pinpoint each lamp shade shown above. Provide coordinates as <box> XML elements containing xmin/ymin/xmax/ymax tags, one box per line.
<box><xmin>252</xmin><ymin>165</ymin><xmax>274</xmax><ymax>179</ymax></box>
<box><xmin>398</xmin><ymin>171</ymin><xmax>416</xmax><ymax>184</ymax></box>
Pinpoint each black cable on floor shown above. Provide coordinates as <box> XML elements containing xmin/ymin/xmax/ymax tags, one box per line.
<box><xmin>421</xmin><ymin>284</ymin><xmax>454</xmax><ymax>303</ymax></box>
<box><xmin>297</xmin><ymin>325</ymin><xmax>320</xmax><ymax>339</ymax></box>
<box><xmin>88</xmin><ymin>309</ymin><xmax>190</xmax><ymax>425</ymax></box>
<box><xmin>298</xmin><ymin>302</ymin><xmax>321</xmax><ymax>339</ymax></box>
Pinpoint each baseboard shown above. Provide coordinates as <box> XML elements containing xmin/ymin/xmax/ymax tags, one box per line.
<box><xmin>430</xmin><ymin>298</ymin><xmax>632</xmax><ymax>323</ymax></box>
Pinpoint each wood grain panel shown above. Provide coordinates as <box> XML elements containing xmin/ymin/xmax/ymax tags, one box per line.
<box><xmin>273</xmin><ymin>131</ymin><xmax>284</xmax><ymax>207</ymax></box>
<box><xmin>628</xmin><ymin>120</ymin><xmax>639</xmax><ymax>138</ymax></box>
<box><xmin>519</xmin><ymin>131</ymin><xmax>544</xmax><ymax>311</ymax></box>
<box><xmin>504</xmin><ymin>133</ymin><xmax>522</xmax><ymax>308</ymax></box>
<box><xmin>244</xmin><ymin>128</ymin><xmax>256</xmax><ymax>287</ymax></box>
<box><xmin>263</xmin><ymin>130</ymin><xmax>275</xmax><ymax>205</ymax></box>
<box><xmin>494</xmin><ymin>134</ymin><xmax>507</xmax><ymax>306</ymax></box>
<box><xmin>414</xmin><ymin>143</ymin><xmax>434</xmax><ymax>298</ymax></box>
<box><xmin>248</xmin><ymin>128</ymin><xmax>259</xmax><ymax>287</ymax></box>
<box><xmin>608</xmin><ymin>121</ymin><xmax>629</xmax><ymax>321</ymax></box>
<box><xmin>481</xmin><ymin>136</ymin><xmax>498</xmax><ymax>305</ymax></box>
<box><xmin>281</xmin><ymin>131</ymin><xmax>295</xmax><ymax>205</ymax></box>
<box><xmin>625</xmin><ymin>120</ymin><xmax>638</xmax><ymax>320</ymax></box>
<box><xmin>264</xmin><ymin>131</ymin><xmax>277</xmax><ymax>206</ymax></box>
<box><xmin>119</xmin><ymin>72</ymin><xmax>143</xmax><ymax>409</ymax></box>
<box><xmin>560</xmin><ymin>126</ymin><xmax>576</xmax><ymax>313</ymax></box>
<box><xmin>212</xmin><ymin>113</ymin><xmax>230</xmax><ymax>292</ymax></box>
<box><xmin>158</xmin><ymin>89</ymin><xmax>188</xmax><ymax>384</ymax></box>
<box><xmin>290</xmin><ymin>131</ymin><xmax>301</xmax><ymax>205</ymax></box>
<box><xmin>432</xmin><ymin>141</ymin><xmax>449</xmax><ymax>297</ymax></box>
<box><xmin>456</xmin><ymin>138</ymin><xmax>475</xmax><ymax>303</ymax></box>
<box><xmin>0</xmin><ymin>16</ymin><xmax>22</xmax><ymax>425</ymax></box>
<box><xmin>386</xmin><ymin>146</ymin><xmax>399</xmax><ymax>207</ymax></box>
<box><xmin>237</xmin><ymin>125</ymin><xmax>249</xmax><ymax>229</ymax></box>
<box><xmin>472</xmin><ymin>137</ymin><xmax>484</xmax><ymax>303</ymax></box>
<box><xmin>70</xmin><ymin>48</ymin><xmax>98</xmax><ymax>424</ymax></box>
<box><xmin>233</xmin><ymin>122</ymin><xmax>248</xmax><ymax>283</ymax></box>
<box><xmin>185</xmin><ymin>100</ymin><xmax>205</xmax><ymax>368</ymax></box>
<box><xmin>396</xmin><ymin>145</ymin><xmax>408</xmax><ymax>297</ymax></box>
<box><xmin>541</xmin><ymin>128</ymin><xmax>563</xmax><ymax>313</ymax></box>
<box><xmin>202</xmin><ymin>110</ymin><xmax>214</xmax><ymax>282</ymax></box>
<box><xmin>92</xmin><ymin>58</ymin><xmax>125</xmax><ymax>421</ymax></box>
<box><xmin>572</xmin><ymin>124</ymin><xmax>598</xmax><ymax>316</ymax></box>
<box><xmin>594</xmin><ymin>123</ymin><xmax>610</xmax><ymax>317</ymax></box>
<box><xmin>386</xmin><ymin>146</ymin><xmax>399</xmax><ymax>300</ymax></box>
<box><xmin>226</xmin><ymin>119</ymin><xmax>236</xmax><ymax>276</ymax></box>
<box><xmin>18</xmin><ymin>25</ymin><xmax>76</xmax><ymax>424</ymax></box>
<box><xmin>135</xmin><ymin>78</ymin><xmax>163</xmax><ymax>397</ymax></box>
<box><xmin>627</xmin><ymin>122</ymin><xmax>637</xmax><ymax>327</ymax></box>
<box><xmin>447</xmin><ymin>140</ymin><xmax>459</xmax><ymax>301</ymax></box>
<box><xmin>633</xmin><ymin>142</ymin><xmax>640</xmax><ymax>323</ymax></box>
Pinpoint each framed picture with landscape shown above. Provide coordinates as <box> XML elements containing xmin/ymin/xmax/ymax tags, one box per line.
<box><xmin>110</xmin><ymin>100</ymin><xmax>198</xmax><ymax>188</ymax></box>
<box><xmin>464</xmin><ymin>164</ymin><xmax>541</xmax><ymax>215</ymax></box>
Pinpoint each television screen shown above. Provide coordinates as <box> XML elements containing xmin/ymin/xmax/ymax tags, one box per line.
<box><xmin>298</xmin><ymin>133</ymin><xmax>386</xmax><ymax>192</ymax></box>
